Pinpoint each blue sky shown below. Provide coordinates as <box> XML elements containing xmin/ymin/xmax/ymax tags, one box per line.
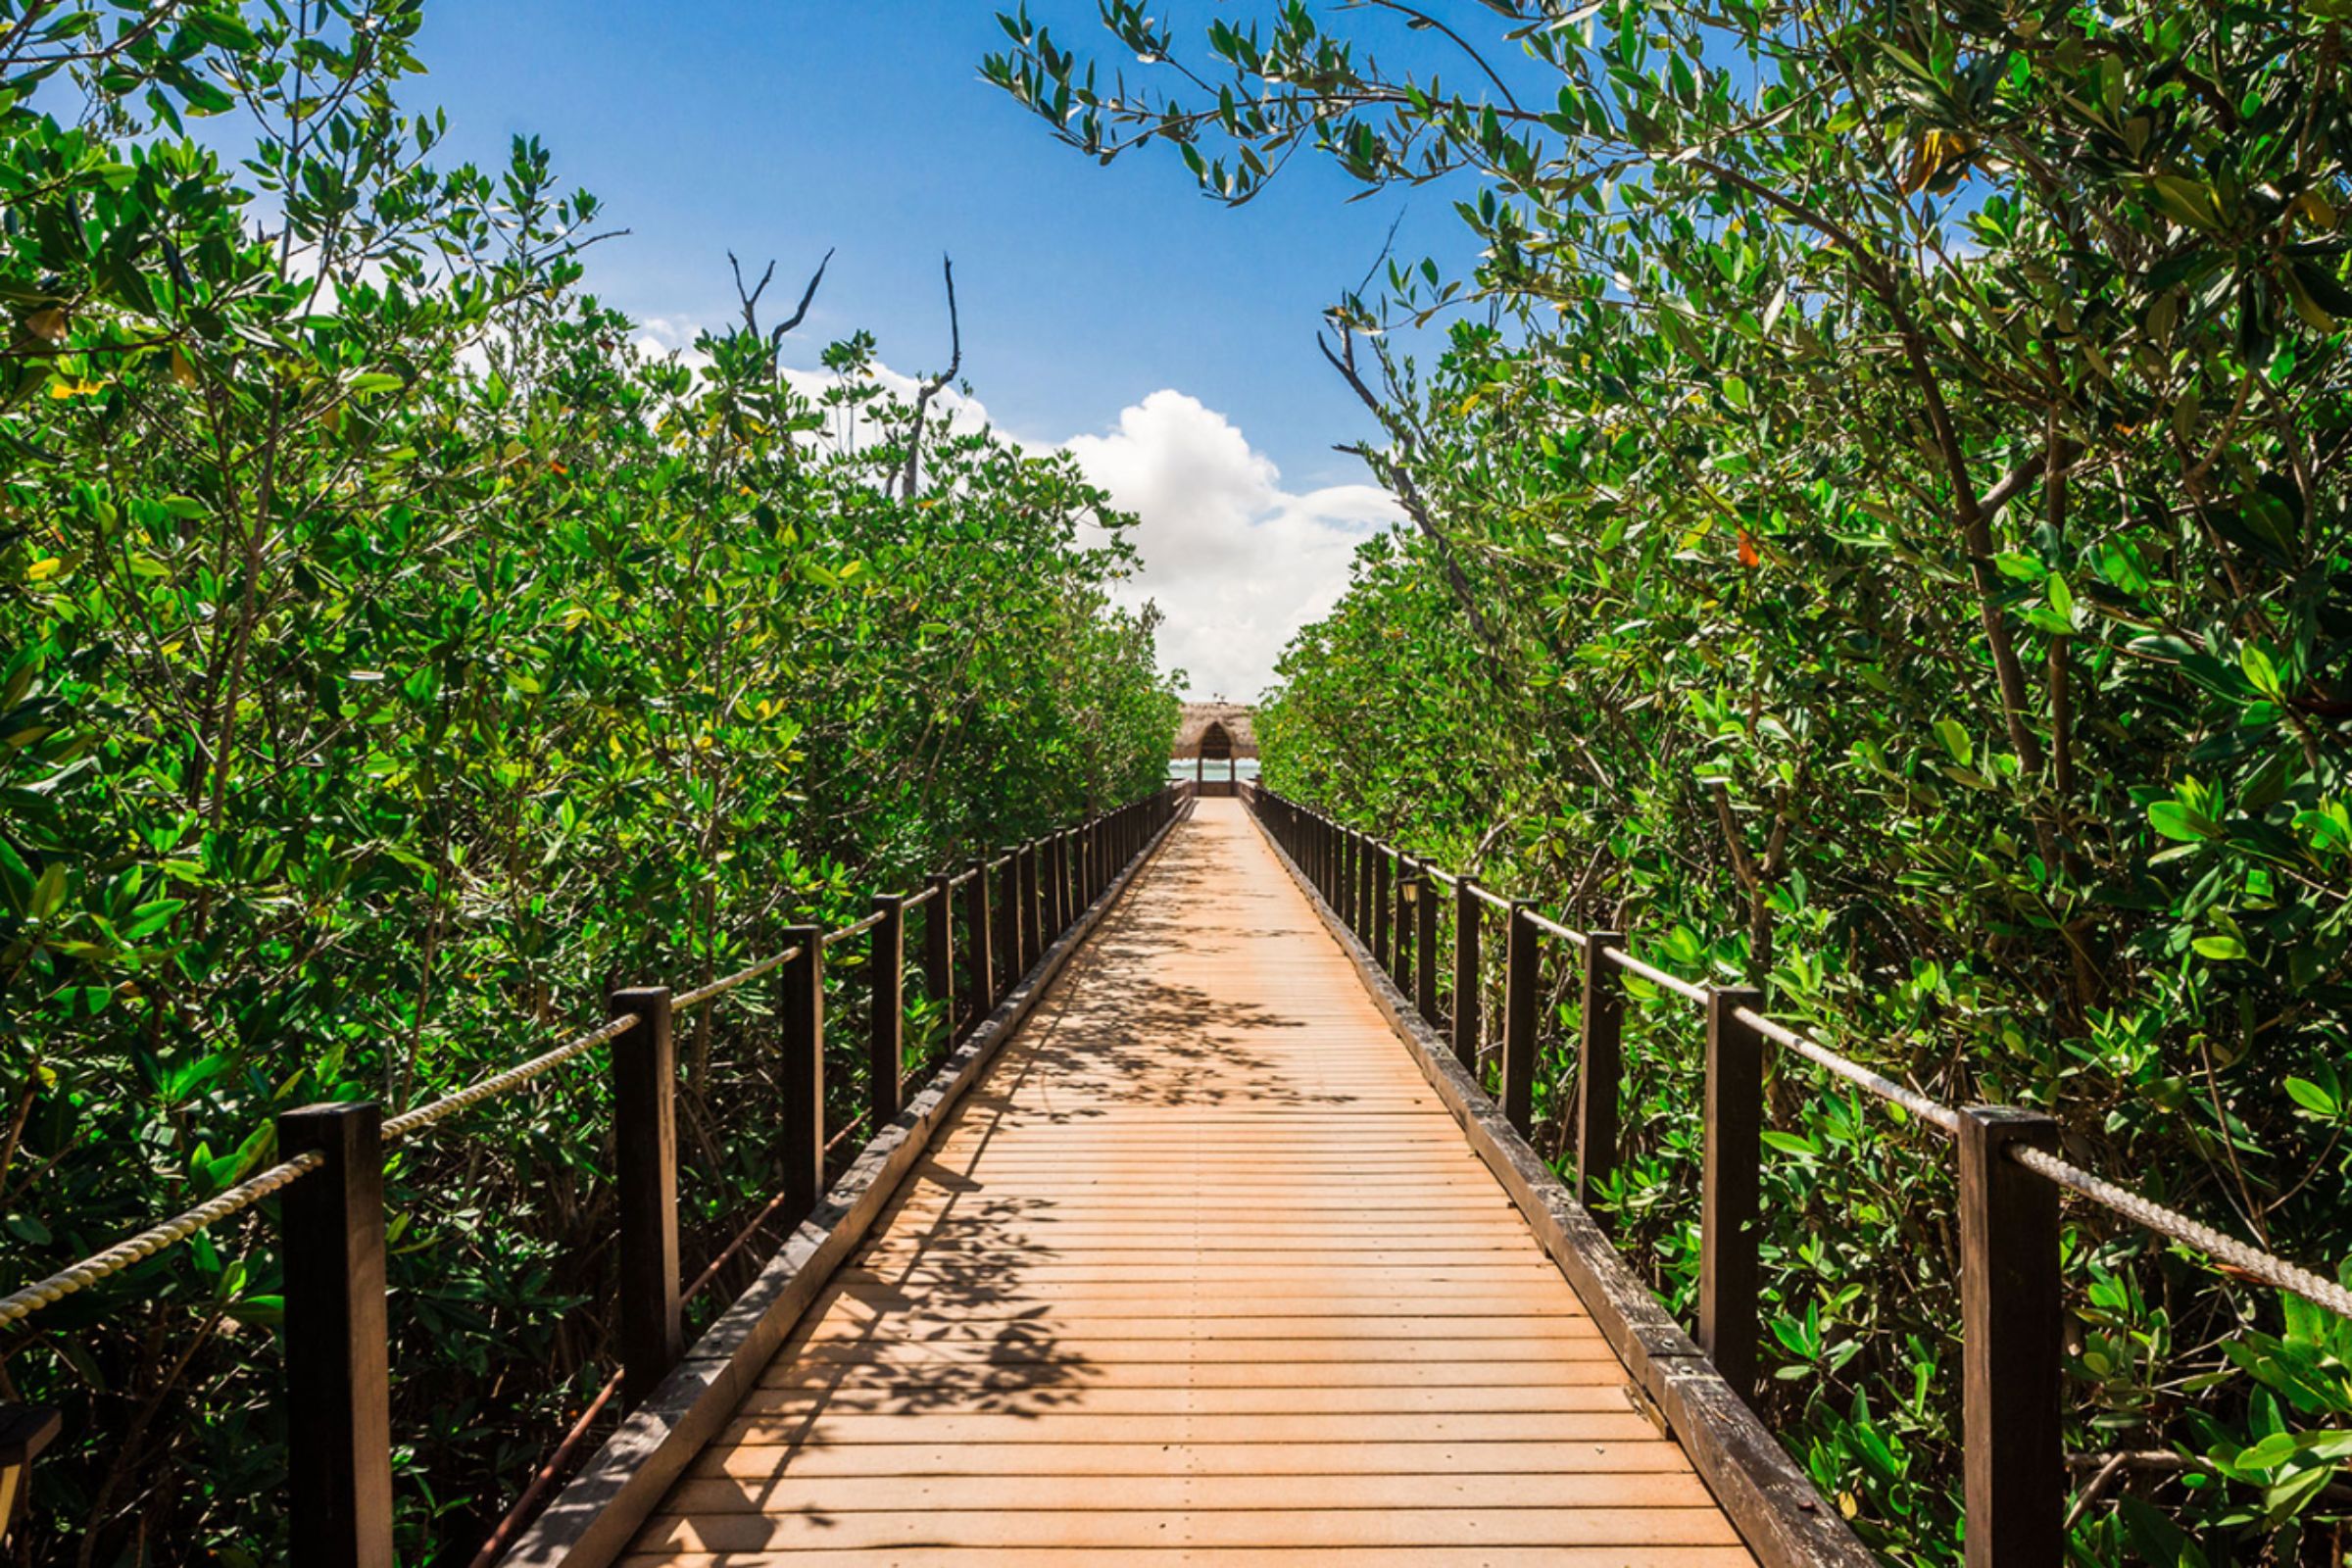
<box><xmin>407</xmin><ymin>2</ymin><xmax>1483</xmax><ymax>696</ymax></box>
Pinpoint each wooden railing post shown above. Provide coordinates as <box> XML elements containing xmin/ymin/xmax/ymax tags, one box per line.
<box><xmin>780</xmin><ymin>927</ymin><xmax>825</xmax><ymax>1221</ymax></box>
<box><xmin>996</xmin><ymin>849</ymin><xmax>1022</xmax><ymax>993</ymax></box>
<box><xmin>0</xmin><ymin>1405</ymin><xmax>58</xmax><ymax>1543</ymax></box>
<box><xmin>1371</xmin><ymin>845</ymin><xmax>1393</xmax><ymax>969</ymax></box>
<box><xmin>1577</xmin><ymin>933</ymin><xmax>1626</xmax><ymax>1217</ymax></box>
<box><xmin>1958</xmin><ymin>1106</ymin><xmax>2063</xmax><ymax>1568</ymax></box>
<box><xmin>1054</xmin><ymin>830</ymin><xmax>1072</xmax><ymax>933</ymax></box>
<box><xmin>1043</xmin><ymin>833</ymin><xmax>1062</xmax><ymax>938</ymax></box>
<box><xmin>1452</xmin><ymin>878</ymin><xmax>1482</xmax><ymax>1071</ymax></box>
<box><xmin>609</xmin><ymin>986</ymin><xmax>681</xmax><ymax>1408</ymax></box>
<box><xmin>1339</xmin><ymin>825</ymin><xmax>1352</xmax><ymax>922</ymax></box>
<box><xmin>1701</xmin><ymin>984</ymin><xmax>1766</xmax><ymax>1398</ymax></box>
<box><xmin>924</xmin><ymin>872</ymin><xmax>954</xmax><ymax>1039</ymax></box>
<box><xmin>1383</xmin><ymin>864</ymin><xmax>1401</xmax><ymax>987</ymax></box>
<box><xmin>1351</xmin><ymin>832</ymin><xmax>1370</xmax><ymax>935</ymax></box>
<box><xmin>277</xmin><ymin>1101</ymin><xmax>394</xmax><ymax>1568</ymax></box>
<box><xmin>1414</xmin><ymin>865</ymin><xmax>1441</xmax><ymax>1026</ymax></box>
<box><xmin>1501</xmin><ymin>902</ymin><xmax>1540</xmax><ymax>1134</ymax></box>
<box><xmin>869</xmin><ymin>894</ymin><xmax>906</xmax><ymax>1129</ymax></box>
<box><xmin>963</xmin><ymin>858</ymin><xmax>994</xmax><ymax>1027</ymax></box>
<box><xmin>1021</xmin><ymin>840</ymin><xmax>1045</xmax><ymax>970</ymax></box>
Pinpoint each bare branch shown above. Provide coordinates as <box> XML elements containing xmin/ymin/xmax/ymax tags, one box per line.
<box><xmin>728</xmin><ymin>248</ymin><xmax>834</xmax><ymax>356</ymax></box>
<box><xmin>728</xmin><ymin>251</ymin><xmax>775</xmax><ymax>335</ymax></box>
<box><xmin>769</xmin><ymin>248</ymin><xmax>835</xmax><ymax>354</ymax></box>
<box><xmin>1320</xmin><ymin>329</ymin><xmax>1496</xmax><ymax>650</ymax></box>
<box><xmin>899</xmin><ymin>255</ymin><xmax>962</xmax><ymax>498</ymax></box>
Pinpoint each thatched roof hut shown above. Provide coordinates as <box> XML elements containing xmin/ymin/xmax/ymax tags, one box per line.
<box><xmin>1172</xmin><ymin>703</ymin><xmax>1258</xmax><ymax>760</ymax></box>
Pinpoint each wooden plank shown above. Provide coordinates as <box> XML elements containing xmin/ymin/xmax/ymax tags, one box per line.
<box><xmin>624</xmin><ymin>1549</ymin><xmax>1760</xmax><ymax>1568</ymax></box>
<box><xmin>685</xmin><ymin>1439</ymin><xmax>1698</xmax><ymax>1480</ymax></box>
<box><xmin>777</xmin><ymin>1338</ymin><xmax>1630</xmax><ymax>1365</ymax></box>
<box><xmin>662</xmin><ymin>1471</ymin><xmax>1719</xmax><ymax>1512</ymax></box>
<box><xmin>635</xmin><ymin>1506</ymin><xmax>1744</xmax><ymax>1550</ymax></box>
<box><xmin>791</xmin><ymin>1315</ymin><xmax>1607</xmax><ymax>1342</ymax></box>
<box><xmin>758</xmin><ymin>1358</ymin><xmax>1630</xmax><ymax>1392</ymax></box>
<box><xmin>712</xmin><ymin>1410</ymin><xmax>1673</xmax><ymax>1446</ymax></box>
<box><xmin>730</xmin><ymin>1384</ymin><xmax>1640</xmax><ymax>1415</ymax></box>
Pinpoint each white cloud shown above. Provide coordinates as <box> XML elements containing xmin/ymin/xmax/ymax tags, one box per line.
<box><xmin>1063</xmin><ymin>390</ymin><xmax>1398</xmax><ymax>702</ymax></box>
<box><xmin>623</xmin><ymin>315</ymin><xmax>1396</xmax><ymax>701</ymax></box>
<box><xmin>629</xmin><ymin>316</ymin><xmax>991</xmax><ymax>461</ymax></box>
<box><xmin>633</xmin><ymin>314</ymin><xmax>711</xmax><ymax>368</ymax></box>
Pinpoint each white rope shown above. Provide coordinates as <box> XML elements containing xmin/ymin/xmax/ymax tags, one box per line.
<box><xmin>0</xmin><ymin>1152</ymin><xmax>325</xmax><ymax>1328</ymax></box>
<box><xmin>2010</xmin><ymin>1146</ymin><xmax>2352</xmax><ymax>1320</ymax></box>
<box><xmin>381</xmin><ymin>1012</ymin><xmax>639</xmax><ymax>1142</ymax></box>
<box><xmin>1734</xmin><ymin>1005</ymin><xmax>1963</xmax><ymax>1134</ymax></box>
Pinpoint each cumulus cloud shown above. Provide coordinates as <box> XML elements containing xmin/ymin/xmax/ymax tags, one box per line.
<box><xmin>623</xmin><ymin>318</ymin><xmax>1394</xmax><ymax>700</ymax></box>
<box><xmin>1064</xmin><ymin>390</ymin><xmax>1398</xmax><ymax>702</ymax></box>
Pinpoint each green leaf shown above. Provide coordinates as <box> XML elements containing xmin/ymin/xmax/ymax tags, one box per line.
<box><xmin>2284</xmin><ymin>1077</ymin><xmax>2341</xmax><ymax>1116</ymax></box>
<box><xmin>1933</xmin><ymin>718</ymin><xmax>1972</xmax><ymax>765</ymax></box>
<box><xmin>2118</xmin><ymin>1497</ymin><xmax>2210</xmax><ymax>1568</ymax></box>
<box><xmin>2241</xmin><ymin>644</ymin><xmax>2284</xmax><ymax>699</ymax></box>
<box><xmin>2045</xmin><ymin>574</ymin><xmax>2074</xmax><ymax>623</ymax></box>
<box><xmin>2193</xmin><ymin>934</ymin><xmax>2246</xmax><ymax>960</ymax></box>
<box><xmin>2149</xmin><ymin>801</ymin><xmax>2220</xmax><ymax>843</ymax></box>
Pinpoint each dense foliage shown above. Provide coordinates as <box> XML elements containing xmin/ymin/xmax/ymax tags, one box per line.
<box><xmin>0</xmin><ymin>2</ymin><xmax>1176</xmax><ymax>1558</ymax></box>
<box><xmin>994</xmin><ymin>0</ymin><xmax>2352</xmax><ymax>1560</ymax></box>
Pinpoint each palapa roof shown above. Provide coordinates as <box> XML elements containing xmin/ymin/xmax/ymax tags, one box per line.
<box><xmin>1172</xmin><ymin>702</ymin><xmax>1258</xmax><ymax>759</ymax></box>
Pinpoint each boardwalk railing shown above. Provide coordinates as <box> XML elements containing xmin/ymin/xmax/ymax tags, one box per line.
<box><xmin>0</xmin><ymin>783</ymin><xmax>1189</xmax><ymax>1566</ymax></box>
<box><xmin>1246</xmin><ymin>783</ymin><xmax>2352</xmax><ymax>1568</ymax></box>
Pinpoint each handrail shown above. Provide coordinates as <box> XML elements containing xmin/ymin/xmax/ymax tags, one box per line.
<box><xmin>384</xmin><ymin>1012</ymin><xmax>645</xmax><ymax>1143</ymax></box>
<box><xmin>0</xmin><ymin>1152</ymin><xmax>327</xmax><ymax>1329</ymax></box>
<box><xmin>674</xmin><ymin>945</ymin><xmax>803</xmax><ymax>1011</ymax></box>
<box><xmin>1605</xmin><ymin>945</ymin><xmax>1708</xmax><ymax>1004</ymax></box>
<box><xmin>0</xmin><ymin>785</ymin><xmax>1186</xmax><ymax>1344</ymax></box>
<box><xmin>2009</xmin><ymin>1145</ymin><xmax>2352</xmax><ymax>1318</ymax></box>
<box><xmin>1246</xmin><ymin>780</ymin><xmax>2352</xmax><ymax>1567</ymax></box>
<box><xmin>1247</xmin><ymin>780</ymin><xmax>2352</xmax><ymax>1568</ymax></box>
<box><xmin>1253</xmin><ymin>785</ymin><xmax>2351</xmax><ymax>1318</ymax></box>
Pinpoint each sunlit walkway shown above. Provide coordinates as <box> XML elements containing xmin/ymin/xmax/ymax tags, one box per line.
<box><xmin>624</xmin><ymin>798</ymin><xmax>1757</xmax><ymax>1564</ymax></box>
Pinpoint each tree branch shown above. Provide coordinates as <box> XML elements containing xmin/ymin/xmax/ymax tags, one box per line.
<box><xmin>899</xmin><ymin>255</ymin><xmax>961</xmax><ymax>498</ymax></box>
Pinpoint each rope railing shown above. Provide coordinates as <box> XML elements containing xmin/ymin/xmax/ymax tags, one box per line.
<box><xmin>2009</xmin><ymin>1146</ymin><xmax>2352</xmax><ymax>1320</ymax></box>
<box><xmin>1604</xmin><ymin>946</ymin><xmax>1709</xmax><ymax>1003</ymax></box>
<box><xmin>822</xmin><ymin>910</ymin><xmax>888</xmax><ymax>948</ymax></box>
<box><xmin>0</xmin><ymin>779</ymin><xmax>1191</xmax><ymax>1562</ymax></box>
<box><xmin>1523</xmin><ymin>907</ymin><xmax>1589</xmax><ymax>949</ymax></box>
<box><xmin>0</xmin><ymin>786</ymin><xmax>1182</xmax><ymax>1344</ymax></box>
<box><xmin>1733</xmin><ymin>1004</ymin><xmax>1963</xmax><ymax>1136</ymax></box>
<box><xmin>674</xmin><ymin>945</ymin><xmax>803</xmax><ymax>1012</ymax></box>
<box><xmin>1247</xmin><ymin>780</ymin><xmax>2352</xmax><ymax>1565</ymax></box>
<box><xmin>384</xmin><ymin>1012</ymin><xmax>643</xmax><ymax>1143</ymax></box>
<box><xmin>0</xmin><ymin>1152</ymin><xmax>326</xmax><ymax>1329</ymax></box>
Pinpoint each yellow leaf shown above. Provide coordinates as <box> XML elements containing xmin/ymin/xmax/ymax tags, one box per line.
<box><xmin>1899</xmin><ymin>129</ymin><xmax>1975</xmax><ymax>195</ymax></box>
<box><xmin>25</xmin><ymin>558</ymin><xmax>63</xmax><ymax>581</ymax></box>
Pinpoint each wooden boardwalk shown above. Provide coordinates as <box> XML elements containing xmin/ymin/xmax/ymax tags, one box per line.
<box><xmin>625</xmin><ymin>799</ymin><xmax>1759</xmax><ymax>1565</ymax></box>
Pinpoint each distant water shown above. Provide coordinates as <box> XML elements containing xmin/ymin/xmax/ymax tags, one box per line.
<box><xmin>1170</xmin><ymin>759</ymin><xmax>1260</xmax><ymax>781</ymax></box>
